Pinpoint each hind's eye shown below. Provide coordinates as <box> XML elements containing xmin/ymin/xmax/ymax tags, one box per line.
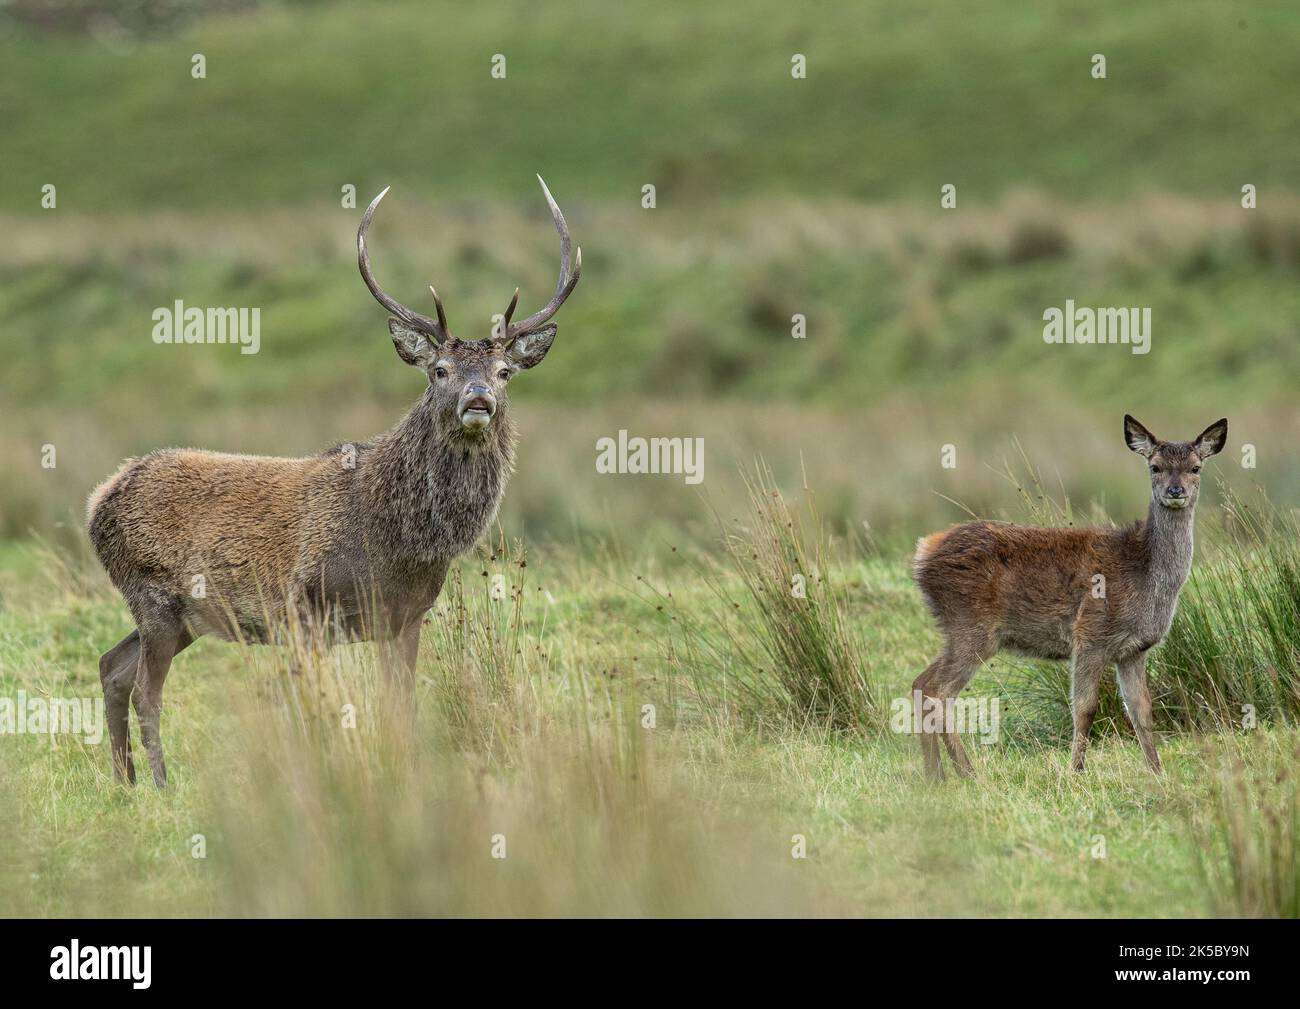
<box><xmin>434</xmin><ymin>367</ymin><xmax>448</xmax><ymax>379</ymax></box>
<box><xmin>1150</xmin><ymin>465</ymin><xmax>1160</xmax><ymax>473</ymax></box>
<box><xmin>497</xmin><ymin>368</ymin><xmax>511</xmax><ymax>381</ymax></box>
<box><xmin>1192</xmin><ymin>465</ymin><xmax>1202</xmax><ymax>474</ymax></box>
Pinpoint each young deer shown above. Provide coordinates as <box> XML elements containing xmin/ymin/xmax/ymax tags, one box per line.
<box><xmin>911</xmin><ymin>416</ymin><xmax>1228</xmax><ymax>780</ymax></box>
<box><xmin>87</xmin><ymin>176</ymin><xmax>580</xmax><ymax>786</ymax></box>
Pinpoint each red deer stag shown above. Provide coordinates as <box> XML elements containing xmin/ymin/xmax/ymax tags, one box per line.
<box><xmin>87</xmin><ymin>176</ymin><xmax>581</xmax><ymax>786</ymax></box>
<box><xmin>911</xmin><ymin>415</ymin><xmax>1227</xmax><ymax>780</ymax></box>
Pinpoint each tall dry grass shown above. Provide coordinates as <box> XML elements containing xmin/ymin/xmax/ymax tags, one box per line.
<box><xmin>1190</xmin><ymin>738</ymin><xmax>1300</xmax><ymax>918</ymax></box>
<box><xmin>203</xmin><ymin>537</ymin><xmax>841</xmax><ymax>917</ymax></box>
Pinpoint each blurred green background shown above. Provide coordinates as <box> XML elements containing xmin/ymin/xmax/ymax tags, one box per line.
<box><xmin>2</xmin><ymin>0</ymin><xmax>1298</xmax><ymax>545</ymax></box>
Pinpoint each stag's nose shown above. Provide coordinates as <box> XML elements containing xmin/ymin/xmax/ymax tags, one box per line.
<box><xmin>463</xmin><ymin>383</ymin><xmax>493</xmax><ymax>408</ymax></box>
<box><xmin>1166</xmin><ymin>485</ymin><xmax>1185</xmax><ymax>499</ymax></box>
<box><xmin>459</xmin><ymin>383</ymin><xmax>496</xmax><ymax>430</ymax></box>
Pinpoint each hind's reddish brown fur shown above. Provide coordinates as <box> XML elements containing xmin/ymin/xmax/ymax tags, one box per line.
<box><xmin>911</xmin><ymin>415</ymin><xmax>1228</xmax><ymax>780</ymax></box>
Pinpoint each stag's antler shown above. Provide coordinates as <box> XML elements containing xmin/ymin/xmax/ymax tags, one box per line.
<box><xmin>501</xmin><ymin>175</ymin><xmax>582</xmax><ymax>344</ymax></box>
<box><xmin>358</xmin><ymin>187</ymin><xmax>451</xmax><ymax>343</ymax></box>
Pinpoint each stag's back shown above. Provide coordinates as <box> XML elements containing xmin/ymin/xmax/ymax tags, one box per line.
<box><xmin>87</xmin><ymin>448</ymin><xmax>349</xmax><ymax>635</ymax></box>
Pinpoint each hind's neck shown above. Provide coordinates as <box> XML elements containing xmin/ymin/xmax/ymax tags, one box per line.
<box><xmin>1141</xmin><ymin>498</ymin><xmax>1196</xmax><ymax>599</ymax></box>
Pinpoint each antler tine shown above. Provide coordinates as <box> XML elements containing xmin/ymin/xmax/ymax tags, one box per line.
<box><xmin>500</xmin><ymin>287</ymin><xmax>520</xmax><ymax>333</ymax></box>
<box><xmin>428</xmin><ymin>286</ymin><xmax>450</xmax><ymax>336</ymax></box>
<box><xmin>358</xmin><ymin>187</ymin><xmax>450</xmax><ymax>343</ymax></box>
<box><xmin>504</xmin><ymin>175</ymin><xmax>582</xmax><ymax>341</ymax></box>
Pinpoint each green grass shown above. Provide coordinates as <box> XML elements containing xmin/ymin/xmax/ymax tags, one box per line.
<box><xmin>2</xmin><ymin>512</ymin><xmax>1297</xmax><ymax>917</ymax></box>
<box><xmin>7</xmin><ymin>197</ymin><xmax>1300</xmax><ymax>417</ymax></box>
<box><xmin>4</xmin><ymin>1</ymin><xmax>1299</xmax><ymax>210</ymax></box>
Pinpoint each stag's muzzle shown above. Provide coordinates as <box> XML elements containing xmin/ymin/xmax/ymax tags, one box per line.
<box><xmin>459</xmin><ymin>385</ymin><xmax>496</xmax><ymax>431</ymax></box>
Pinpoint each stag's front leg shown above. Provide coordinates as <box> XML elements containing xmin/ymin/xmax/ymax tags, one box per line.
<box><xmin>396</xmin><ymin>618</ymin><xmax>422</xmax><ymax>676</ymax></box>
<box><xmin>374</xmin><ymin>616</ymin><xmax>423</xmax><ymax>745</ymax></box>
<box><xmin>376</xmin><ymin>613</ymin><xmax>424</xmax><ymax>689</ymax></box>
<box><xmin>1117</xmin><ymin>651</ymin><xmax>1161</xmax><ymax>774</ymax></box>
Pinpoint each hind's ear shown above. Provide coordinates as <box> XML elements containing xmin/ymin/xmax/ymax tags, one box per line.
<box><xmin>1124</xmin><ymin>415</ymin><xmax>1158</xmax><ymax>458</ymax></box>
<box><xmin>389</xmin><ymin>319</ymin><xmax>435</xmax><ymax>368</ymax></box>
<box><xmin>1193</xmin><ymin>418</ymin><xmax>1228</xmax><ymax>459</ymax></box>
<box><xmin>506</xmin><ymin>324</ymin><xmax>556</xmax><ymax>370</ymax></box>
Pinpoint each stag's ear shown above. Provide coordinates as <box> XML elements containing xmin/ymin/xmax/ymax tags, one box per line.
<box><xmin>1193</xmin><ymin>418</ymin><xmax>1228</xmax><ymax>459</ymax></box>
<box><xmin>389</xmin><ymin>319</ymin><xmax>435</xmax><ymax>367</ymax></box>
<box><xmin>1124</xmin><ymin>414</ymin><xmax>1158</xmax><ymax>458</ymax></box>
<box><xmin>506</xmin><ymin>324</ymin><xmax>557</xmax><ymax>370</ymax></box>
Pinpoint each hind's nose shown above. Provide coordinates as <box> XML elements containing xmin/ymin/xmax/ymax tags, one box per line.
<box><xmin>1166</xmin><ymin>485</ymin><xmax>1185</xmax><ymax>498</ymax></box>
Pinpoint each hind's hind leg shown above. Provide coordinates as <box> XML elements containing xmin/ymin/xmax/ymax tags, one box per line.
<box><xmin>933</xmin><ymin>647</ymin><xmax>987</xmax><ymax>779</ymax></box>
<box><xmin>911</xmin><ymin>656</ymin><xmax>949</xmax><ymax>781</ymax></box>
<box><xmin>99</xmin><ymin>630</ymin><xmax>141</xmax><ymax>783</ymax></box>
<box><xmin>913</xmin><ymin>630</ymin><xmax>995</xmax><ymax>781</ymax></box>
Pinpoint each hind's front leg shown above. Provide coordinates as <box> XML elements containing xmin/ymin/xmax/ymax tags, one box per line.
<box><xmin>1068</xmin><ymin>648</ymin><xmax>1108</xmax><ymax>772</ymax></box>
<box><xmin>1117</xmin><ymin>651</ymin><xmax>1161</xmax><ymax>774</ymax></box>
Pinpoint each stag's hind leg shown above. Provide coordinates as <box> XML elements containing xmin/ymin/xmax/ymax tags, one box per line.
<box><xmin>99</xmin><ymin>630</ymin><xmax>142</xmax><ymax>783</ymax></box>
<box><xmin>131</xmin><ymin>623</ymin><xmax>194</xmax><ymax>789</ymax></box>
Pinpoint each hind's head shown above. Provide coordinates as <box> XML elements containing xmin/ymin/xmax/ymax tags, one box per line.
<box><xmin>356</xmin><ymin>176</ymin><xmax>580</xmax><ymax>440</ymax></box>
<box><xmin>1124</xmin><ymin>415</ymin><xmax>1228</xmax><ymax>511</ymax></box>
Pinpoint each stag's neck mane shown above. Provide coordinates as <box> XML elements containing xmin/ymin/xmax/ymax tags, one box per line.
<box><xmin>362</xmin><ymin>385</ymin><xmax>516</xmax><ymax>561</ymax></box>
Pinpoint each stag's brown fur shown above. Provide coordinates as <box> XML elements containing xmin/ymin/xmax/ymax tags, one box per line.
<box><xmin>88</xmin><ymin>374</ymin><xmax>514</xmax><ymax>644</ymax></box>
<box><xmin>911</xmin><ymin>416</ymin><xmax>1227</xmax><ymax>780</ymax></box>
<box><xmin>87</xmin><ymin>179</ymin><xmax>580</xmax><ymax>786</ymax></box>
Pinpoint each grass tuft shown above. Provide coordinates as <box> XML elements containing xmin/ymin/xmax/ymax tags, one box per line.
<box><xmin>655</xmin><ymin>461</ymin><xmax>879</xmax><ymax>732</ymax></box>
<box><xmin>1156</xmin><ymin>487</ymin><xmax>1300</xmax><ymax>732</ymax></box>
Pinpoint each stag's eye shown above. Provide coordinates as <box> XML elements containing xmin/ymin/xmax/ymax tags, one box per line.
<box><xmin>434</xmin><ymin>367</ymin><xmax>448</xmax><ymax>380</ymax></box>
<box><xmin>1191</xmin><ymin>465</ymin><xmax>1202</xmax><ymax>474</ymax></box>
<box><xmin>497</xmin><ymin>368</ymin><xmax>511</xmax><ymax>381</ymax></box>
<box><xmin>1150</xmin><ymin>465</ymin><xmax>1160</xmax><ymax>474</ymax></box>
